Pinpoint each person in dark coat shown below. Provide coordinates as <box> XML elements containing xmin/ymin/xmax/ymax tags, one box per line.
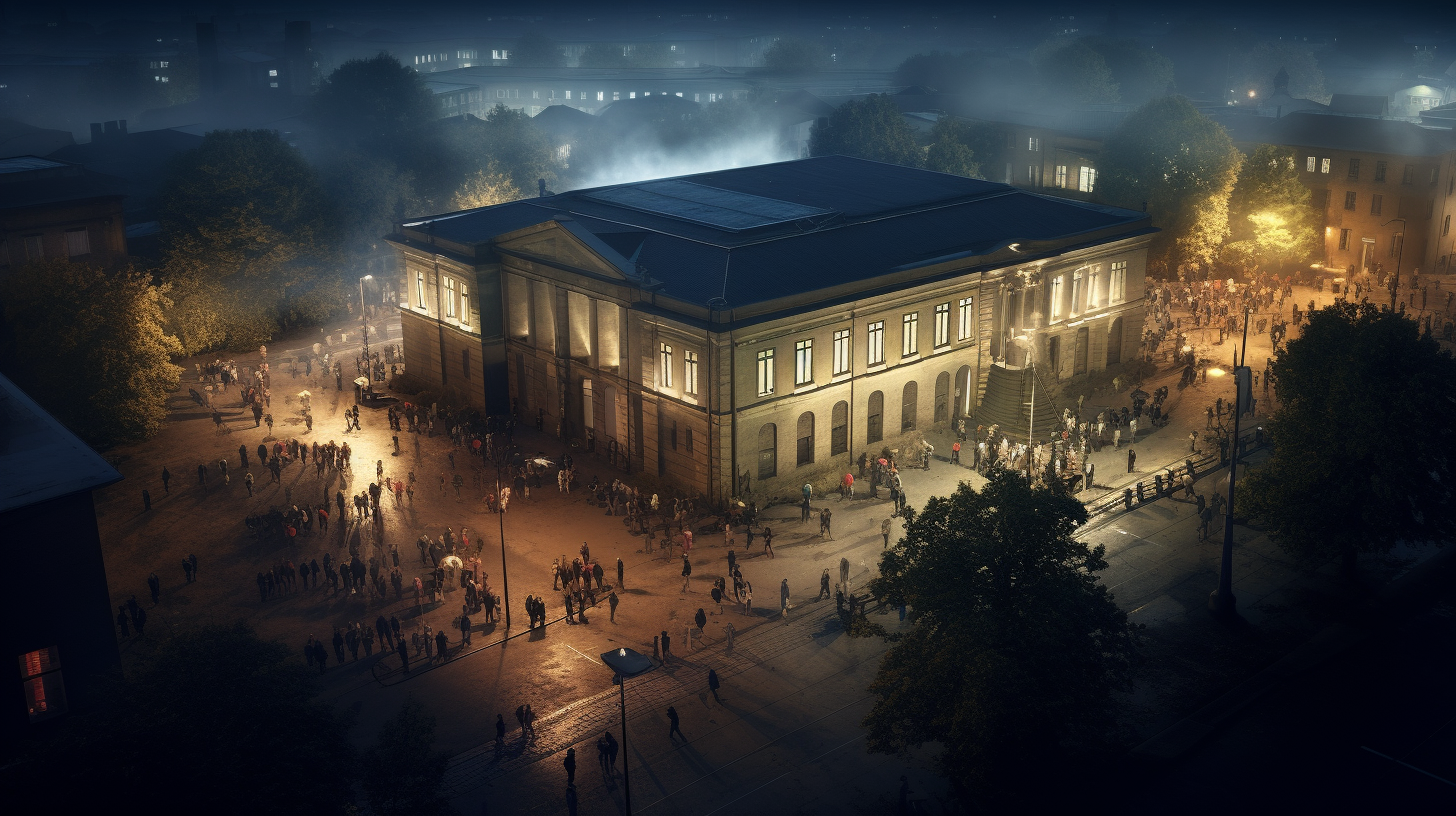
<box><xmin>142</xmin><ymin>489</ymin><xmax>151</xmax><ymax>511</ymax></box>
<box><xmin>667</xmin><ymin>706</ymin><xmax>684</xmax><ymax>741</ymax></box>
<box><xmin>564</xmin><ymin>747</ymin><xmax>577</xmax><ymax>785</ymax></box>
<box><xmin>707</xmin><ymin>668</ymin><xmax>721</xmax><ymax>702</ymax></box>
<box><xmin>435</xmin><ymin>629</ymin><xmax>449</xmax><ymax>660</ymax></box>
<box><xmin>396</xmin><ymin>639</ymin><xmax>410</xmax><ymax>673</ymax></box>
<box><xmin>147</xmin><ymin>572</ymin><xmax>161</xmax><ymax>605</ymax></box>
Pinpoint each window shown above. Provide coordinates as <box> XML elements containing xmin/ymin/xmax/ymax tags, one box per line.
<box><xmin>1071</xmin><ymin>269</ymin><xmax>1085</xmax><ymax>314</ymax></box>
<box><xmin>532</xmin><ymin>90</ymin><xmax>540</xmax><ymax>99</ymax></box>
<box><xmin>415</xmin><ymin>271</ymin><xmax>426</xmax><ymax>308</ymax></box>
<box><xmin>756</xmin><ymin>349</ymin><xmax>775</xmax><ymax>396</ymax></box>
<box><xmin>830</xmin><ymin>401</ymin><xmax>848</xmax><ymax>456</ymax></box>
<box><xmin>629</xmin><ymin>92</ymin><xmax>636</xmax><ymax>98</ymax></box>
<box><xmin>1055</xmin><ymin>165</ymin><xmax>1068</xmax><ymax>187</ymax></box>
<box><xmin>686</xmin><ymin>428</ymin><xmax>694</xmax><ymax>453</ymax></box>
<box><xmin>597</xmin><ymin>91</ymin><xmax>604</xmax><ymax>101</ymax></box>
<box><xmin>1432</xmin><ymin>167</ymin><xmax>1441</xmax><ymax>185</ymax></box>
<box><xmin>1375</xmin><ymin>161</ymin><xmax>1387</xmax><ymax>182</ymax></box>
<box><xmin>867</xmin><ymin>391</ymin><xmax>883</xmax><ymax>444</ymax></box>
<box><xmin>1027</xmin><ymin>165</ymin><xmax>1041</xmax><ymax>186</ymax></box>
<box><xmin>64</xmin><ymin>228</ymin><xmax>89</xmax><ymax>257</ymax></box>
<box><xmin>902</xmin><ymin>313</ymin><xmax>919</xmax><ymax>356</ymax></box>
<box><xmin>684</xmin><ymin>351</ymin><xmax>698</xmax><ymax>395</ymax></box>
<box><xmin>459</xmin><ymin>283</ymin><xmax>469</xmax><ymax>325</ymax></box>
<box><xmin>497</xmin><ymin>89</ymin><xmax>506</xmax><ymax>98</ymax></box>
<box><xmin>1028</xmin><ymin>136</ymin><xmax>1040</xmax><ymax>151</ymax></box>
<box><xmin>1087</xmin><ymin>265</ymin><xmax>1103</xmax><ymax>309</ymax></box>
<box><xmin>659</xmin><ymin>343</ymin><xmax>673</xmax><ymax>388</ymax></box>
<box><xmin>24</xmin><ymin>234</ymin><xmax>43</xmax><ymax>260</ymax></box>
<box><xmin>1306</xmin><ymin>156</ymin><xmax>1316</xmax><ymax>172</ymax></box>
<box><xmin>565</xmin><ymin>91</ymin><xmax>572</xmax><ymax>99</ymax></box>
<box><xmin>832</xmin><ymin>329</ymin><xmax>851</xmax><ymax>376</ymax></box>
<box><xmin>796</xmin><ymin>412</ymin><xmax>814</xmax><ymax>466</ymax></box>
<box><xmin>867</xmin><ymin>321</ymin><xmax>885</xmax><ymax>365</ymax></box>
<box><xmin>758</xmin><ymin>424</ymin><xmax>777</xmax><ymax>479</ymax></box>
<box><xmin>19</xmin><ymin>646</ymin><xmax>67</xmax><ymax>723</ymax></box>
<box><xmin>444</xmin><ymin>277</ymin><xmax>456</xmax><ymax>317</ymax></box>
<box><xmin>1321</xmin><ymin>158</ymin><xmax>1331</xmax><ymax>174</ymax></box>
<box><xmin>794</xmin><ymin>339</ymin><xmax>813</xmax><ymax>385</ymax></box>
<box><xmin>1403</xmin><ymin>164</ymin><xmax>1415</xmax><ymax>185</ymax></box>
<box><xmin>1344</xmin><ymin>191</ymin><xmax>1357</xmax><ymax>211</ymax></box>
<box><xmin>933</xmin><ymin>303</ymin><xmax>950</xmax><ymax>347</ymax></box>
<box><xmin>613</xmin><ymin>91</ymin><xmax>621</xmax><ymax>100</ymax></box>
<box><xmin>462</xmin><ymin>349</ymin><xmax>471</xmax><ymax>380</ymax></box>
<box><xmin>1339</xmin><ymin>228</ymin><xmax>1351</xmax><ymax>250</ymax></box>
<box><xmin>958</xmin><ymin>297</ymin><xmax>974</xmax><ymax>340</ymax></box>
<box><xmin>1391</xmin><ymin>233</ymin><xmax>1403</xmax><ymax>258</ymax></box>
<box><xmin>1445</xmin><ymin>215</ymin><xmax>1451</xmax><ymax>237</ymax></box>
<box><xmin>901</xmin><ymin>381</ymin><xmax>918</xmax><ymax>432</ymax></box>
<box><xmin>1049</xmin><ymin>275</ymin><xmax>1065</xmax><ymax>320</ymax></box>
<box><xmin>1110</xmin><ymin>261</ymin><xmax>1127</xmax><ymax>305</ymax></box>
<box><xmin>1370</xmin><ymin>195</ymin><xmax>1383</xmax><ymax>216</ymax></box>
<box><xmin>269</xmin><ymin>69</ymin><xmax>278</xmax><ymax>77</ymax></box>
<box><xmin>1347</xmin><ymin>158</ymin><xmax>1360</xmax><ymax>180</ymax></box>
<box><xmin>1078</xmin><ymin>166</ymin><xmax>1097</xmax><ymax>192</ymax></box>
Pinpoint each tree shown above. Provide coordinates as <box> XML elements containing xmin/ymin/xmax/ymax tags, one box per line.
<box><xmin>511</xmin><ymin>31</ymin><xmax>566</xmax><ymax>68</ymax></box>
<box><xmin>1235</xmin><ymin>40</ymin><xmax>1329</xmax><ymax>103</ymax></box>
<box><xmin>1238</xmin><ymin>302</ymin><xmax>1456</xmax><ymax>578</ymax></box>
<box><xmin>450</xmin><ymin>163</ymin><xmax>522</xmax><ymax>210</ymax></box>
<box><xmin>1081</xmin><ymin>37</ymin><xmax>1175</xmax><ymax>103</ymax></box>
<box><xmin>809</xmin><ymin>94</ymin><xmax>922</xmax><ymax>167</ymax></box>
<box><xmin>363</xmin><ymin>699</ymin><xmax>451</xmax><ymax>816</ymax></box>
<box><xmin>1033</xmin><ymin>39</ymin><xmax>1119</xmax><ymax>104</ymax></box>
<box><xmin>895</xmin><ymin>51</ymin><xmax>978</xmax><ymax>93</ymax></box>
<box><xmin>4</xmin><ymin>624</ymin><xmax>355</xmax><ymax>814</ymax></box>
<box><xmin>1098</xmin><ymin>96</ymin><xmax>1243</xmax><ymax>276</ymax></box>
<box><xmin>923</xmin><ymin>118</ymin><xmax>982</xmax><ymax>178</ymax></box>
<box><xmin>861</xmin><ymin>471</ymin><xmax>1140</xmax><ymax>800</ymax></box>
<box><xmin>157</xmin><ymin>129</ymin><xmax>345</xmax><ymax>352</ymax></box>
<box><xmin>312</xmin><ymin>53</ymin><xmax>437</xmax><ymax>146</ymax></box>
<box><xmin>578</xmin><ymin>42</ymin><xmax>632</xmax><ymax>69</ymax></box>
<box><xmin>0</xmin><ymin>261</ymin><xmax>181</xmax><ymax>448</ymax></box>
<box><xmin>1224</xmin><ymin>144</ymin><xmax>1318</xmax><ymax>274</ymax></box>
<box><xmin>404</xmin><ymin>105</ymin><xmax>558</xmax><ymax>209</ymax></box>
<box><xmin>763</xmin><ymin>37</ymin><xmax>831</xmax><ymax>73</ymax></box>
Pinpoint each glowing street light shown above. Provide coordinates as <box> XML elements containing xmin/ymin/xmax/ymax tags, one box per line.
<box><xmin>601</xmin><ymin>647</ymin><xmax>657</xmax><ymax>815</ymax></box>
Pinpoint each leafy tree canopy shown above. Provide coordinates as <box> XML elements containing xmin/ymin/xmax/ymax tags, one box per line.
<box><xmin>404</xmin><ymin>105</ymin><xmax>557</xmax><ymax>209</ymax></box>
<box><xmin>863</xmin><ymin>472</ymin><xmax>1139</xmax><ymax>800</ymax></box>
<box><xmin>450</xmin><ymin>163</ymin><xmax>522</xmax><ymax>210</ymax></box>
<box><xmin>923</xmin><ymin>118</ymin><xmax>983</xmax><ymax>178</ymax></box>
<box><xmin>312</xmin><ymin>53</ymin><xmax>437</xmax><ymax>146</ymax></box>
<box><xmin>1238</xmin><ymin>301</ymin><xmax>1456</xmax><ymax>576</ymax></box>
<box><xmin>1098</xmin><ymin>96</ymin><xmax>1243</xmax><ymax>275</ymax></box>
<box><xmin>1081</xmin><ymin>36</ymin><xmax>1175</xmax><ymax>103</ymax></box>
<box><xmin>511</xmin><ymin>31</ymin><xmax>566</xmax><ymax>68</ymax></box>
<box><xmin>363</xmin><ymin>698</ymin><xmax>452</xmax><ymax>816</ymax></box>
<box><xmin>5</xmin><ymin>624</ymin><xmax>355</xmax><ymax>814</ymax></box>
<box><xmin>157</xmin><ymin>129</ymin><xmax>345</xmax><ymax>352</ymax></box>
<box><xmin>0</xmin><ymin>261</ymin><xmax>181</xmax><ymax>448</ymax></box>
<box><xmin>1032</xmin><ymin>39</ymin><xmax>1120</xmax><ymax>104</ymax></box>
<box><xmin>1225</xmin><ymin>144</ymin><xmax>1318</xmax><ymax>273</ymax></box>
<box><xmin>809</xmin><ymin>94</ymin><xmax>922</xmax><ymax>167</ymax></box>
<box><xmin>764</xmin><ymin>36</ymin><xmax>831</xmax><ymax>73</ymax></box>
<box><xmin>1236</xmin><ymin>41</ymin><xmax>1329</xmax><ymax>104</ymax></box>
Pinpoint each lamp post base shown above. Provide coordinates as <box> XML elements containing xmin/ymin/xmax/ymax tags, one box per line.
<box><xmin>1208</xmin><ymin>588</ymin><xmax>1237</xmax><ymax>617</ymax></box>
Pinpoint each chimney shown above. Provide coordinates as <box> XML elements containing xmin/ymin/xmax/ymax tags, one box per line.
<box><xmin>104</xmin><ymin>121</ymin><xmax>119</xmax><ymax>138</ymax></box>
<box><xmin>90</xmin><ymin>122</ymin><xmax>103</xmax><ymax>142</ymax></box>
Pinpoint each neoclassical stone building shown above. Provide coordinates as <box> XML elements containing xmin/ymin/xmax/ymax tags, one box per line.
<box><xmin>387</xmin><ymin>156</ymin><xmax>1152</xmax><ymax>503</ymax></box>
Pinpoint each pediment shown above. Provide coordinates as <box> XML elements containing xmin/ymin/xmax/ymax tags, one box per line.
<box><xmin>495</xmin><ymin>220</ymin><xmax>633</xmax><ymax>280</ymax></box>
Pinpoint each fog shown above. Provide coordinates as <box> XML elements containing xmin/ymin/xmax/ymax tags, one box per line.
<box><xmin>571</xmin><ymin>130</ymin><xmax>795</xmax><ymax>189</ymax></box>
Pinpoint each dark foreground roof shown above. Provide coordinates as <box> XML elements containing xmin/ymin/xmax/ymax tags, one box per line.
<box><xmin>396</xmin><ymin>155</ymin><xmax>1152</xmax><ymax>309</ymax></box>
<box><xmin>0</xmin><ymin>373</ymin><xmax>121</xmax><ymax>514</ymax></box>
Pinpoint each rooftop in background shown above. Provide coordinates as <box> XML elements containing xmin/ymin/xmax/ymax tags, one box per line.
<box><xmin>0</xmin><ymin>156</ymin><xmax>65</xmax><ymax>173</ymax></box>
<box><xmin>0</xmin><ymin>156</ymin><xmax>127</xmax><ymax>210</ymax></box>
<box><xmin>395</xmin><ymin>155</ymin><xmax>1152</xmax><ymax>311</ymax></box>
<box><xmin>0</xmin><ymin>372</ymin><xmax>121</xmax><ymax>515</ymax></box>
<box><xmin>1257</xmin><ymin>111</ymin><xmax>1456</xmax><ymax>157</ymax></box>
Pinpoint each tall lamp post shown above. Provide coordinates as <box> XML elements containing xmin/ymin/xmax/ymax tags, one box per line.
<box><xmin>600</xmin><ymin>647</ymin><xmax>656</xmax><ymax>816</ymax></box>
<box><xmin>1209</xmin><ymin>307</ymin><xmax>1252</xmax><ymax>618</ymax></box>
<box><xmin>490</xmin><ymin>445</ymin><xmax>513</xmax><ymax>628</ymax></box>
<box><xmin>1381</xmin><ymin>218</ymin><xmax>1406</xmax><ymax>310</ymax></box>
<box><xmin>358</xmin><ymin>274</ymin><xmax>374</xmax><ymax>363</ymax></box>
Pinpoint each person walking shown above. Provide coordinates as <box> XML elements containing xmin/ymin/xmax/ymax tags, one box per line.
<box><xmin>495</xmin><ymin>714</ymin><xmax>506</xmax><ymax>751</ymax></box>
<box><xmin>882</xmin><ymin>517</ymin><xmax>892</xmax><ymax>548</ymax></box>
<box><xmin>1127</xmin><ymin>448</ymin><xmax>1136</xmax><ymax>473</ymax></box>
<box><xmin>435</xmin><ymin>629</ymin><xmax>449</xmax><ymax>661</ymax></box>
<box><xmin>667</xmin><ymin>706</ymin><xmax>684</xmax><ymax>741</ymax></box>
<box><xmin>694</xmin><ymin>608</ymin><xmax>707</xmax><ymax>647</ymax></box>
<box><xmin>680</xmin><ymin>555</ymin><xmax>692</xmax><ymax>592</ymax></box>
<box><xmin>147</xmin><ymin>572</ymin><xmax>161</xmax><ymax>605</ymax></box>
<box><xmin>707</xmin><ymin>668</ymin><xmax>722</xmax><ymax>703</ymax></box>
<box><xmin>743</xmin><ymin>581</ymin><xmax>753</xmax><ymax>616</ymax></box>
<box><xmin>780</xmin><ymin>578</ymin><xmax>790</xmax><ymax>619</ymax></box>
<box><xmin>818</xmin><ymin>569</ymin><xmax>831</xmax><ymax>600</ymax></box>
<box><xmin>563</xmin><ymin>747</ymin><xmax>577</xmax><ymax>786</ymax></box>
<box><xmin>161</xmin><ymin>466</ymin><xmax>171</xmax><ymax>494</ymax></box>
<box><xmin>616</xmin><ymin>556</ymin><xmax>624</xmax><ymax>589</ymax></box>
<box><xmin>608</xmin><ymin>590</ymin><xmax>619</xmax><ymax>622</ymax></box>
<box><xmin>762</xmin><ymin>527</ymin><xmax>774</xmax><ymax>558</ymax></box>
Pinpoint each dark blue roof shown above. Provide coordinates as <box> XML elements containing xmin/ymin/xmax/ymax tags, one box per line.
<box><xmin>401</xmin><ymin>155</ymin><xmax>1150</xmax><ymax>309</ymax></box>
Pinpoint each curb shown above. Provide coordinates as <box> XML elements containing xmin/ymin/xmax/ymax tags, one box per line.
<box><xmin>1129</xmin><ymin>541</ymin><xmax>1456</xmax><ymax>763</ymax></box>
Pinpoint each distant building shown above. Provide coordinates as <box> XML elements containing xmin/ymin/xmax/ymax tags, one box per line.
<box><xmin>0</xmin><ymin>156</ymin><xmax>128</xmax><ymax>270</ymax></box>
<box><xmin>0</xmin><ymin>372</ymin><xmax>122</xmax><ymax>749</ymax></box>
<box><xmin>387</xmin><ymin>156</ymin><xmax>1152</xmax><ymax>502</ymax></box>
<box><xmin>48</xmin><ymin>124</ymin><xmax>203</xmax><ymax>224</ymax></box>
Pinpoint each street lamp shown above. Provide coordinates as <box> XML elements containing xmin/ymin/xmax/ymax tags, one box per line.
<box><xmin>358</xmin><ymin>274</ymin><xmax>374</xmax><ymax>364</ymax></box>
<box><xmin>601</xmin><ymin>647</ymin><xmax>657</xmax><ymax>816</ymax></box>
<box><xmin>489</xmin><ymin>443</ymin><xmax>514</xmax><ymax>628</ymax></box>
<box><xmin>1209</xmin><ymin>307</ymin><xmax>1251</xmax><ymax>618</ymax></box>
<box><xmin>1381</xmin><ymin>218</ymin><xmax>1406</xmax><ymax>310</ymax></box>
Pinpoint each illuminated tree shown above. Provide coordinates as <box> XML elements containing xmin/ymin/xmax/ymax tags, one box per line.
<box><xmin>764</xmin><ymin>37</ymin><xmax>831</xmax><ymax>73</ymax></box>
<box><xmin>0</xmin><ymin>261</ymin><xmax>182</xmax><ymax>447</ymax></box>
<box><xmin>860</xmin><ymin>471</ymin><xmax>1140</xmax><ymax>801</ymax></box>
<box><xmin>809</xmin><ymin>94</ymin><xmax>922</xmax><ymax>167</ymax></box>
<box><xmin>1098</xmin><ymin>96</ymin><xmax>1243</xmax><ymax>276</ymax></box>
<box><xmin>450</xmin><ymin>163</ymin><xmax>522</xmax><ymax>209</ymax></box>
<box><xmin>1225</xmin><ymin>144</ymin><xmax>1318</xmax><ymax>274</ymax></box>
<box><xmin>1238</xmin><ymin>301</ymin><xmax>1456</xmax><ymax>578</ymax></box>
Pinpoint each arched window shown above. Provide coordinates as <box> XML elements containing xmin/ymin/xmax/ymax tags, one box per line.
<box><xmin>1074</xmin><ymin>327</ymin><xmax>1090</xmax><ymax>375</ymax></box>
<box><xmin>796</xmin><ymin>412</ymin><xmax>815</xmax><ymax>466</ymax></box>
<box><xmin>1107</xmin><ymin>317</ymin><xmax>1124</xmax><ymax>365</ymax></box>
<box><xmin>934</xmin><ymin>371</ymin><xmax>950</xmax><ymax>423</ymax></box>
<box><xmin>830</xmin><ymin>401</ymin><xmax>849</xmax><ymax>456</ymax></box>
<box><xmin>901</xmin><ymin>381</ymin><xmax>918</xmax><ymax>432</ymax></box>
<box><xmin>867</xmin><ymin>391</ymin><xmax>883</xmax><ymax>444</ymax></box>
<box><xmin>757</xmin><ymin>424</ymin><xmax>777</xmax><ymax>479</ymax></box>
<box><xmin>955</xmin><ymin>365</ymin><xmax>972</xmax><ymax>417</ymax></box>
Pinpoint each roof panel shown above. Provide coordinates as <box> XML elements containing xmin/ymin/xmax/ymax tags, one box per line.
<box><xmin>584</xmin><ymin>179</ymin><xmax>834</xmax><ymax>231</ymax></box>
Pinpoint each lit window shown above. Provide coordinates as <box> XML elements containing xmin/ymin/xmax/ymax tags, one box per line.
<box><xmin>160</xmin><ymin>76</ymin><xmax>169</xmax><ymax>83</ymax></box>
<box><xmin>19</xmin><ymin>646</ymin><xmax>67</xmax><ymax>723</ymax></box>
<box><xmin>613</xmin><ymin>91</ymin><xmax>621</xmax><ymax>100</ymax></box>
<box><xmin>459</xmin><ymin>283</ymin><xmax>469</xmax><ymax>325</ymax></box>
<box><xmin>1321</xmin><ymin>158</ymin><xmax>1331</xmax><ymax>174</ymax></box>
<box><xmin>957</xmin><ymin>297</ymin><xmax>974</xmax><ymax>340</ymax></box>
<box><xmin>269</xmin><ymin>82</ymin><xmax>278</xmax><ymax>88</ymax></box>
<box><xmin>902</xmin><ymin>312</ymin><xmax>919</xmax><ymax>356</ymax></box>
<box><xmin>756</xmin><ymin>349</ymin><xmax>775</xmax><ymax>396</ymax></box>
<box><xmin>1306</xmin><ymin>156</ymin><xmax>1316</xmax><ymax>172</ymax></box>
<box><xmin>1028</xmin><ymin>136</ymin><xmax>1040</xmax><ymax>151</ymax></box>
<box><xmin>444</xmin><ymin>277</ymin><xmax>456</xmax><ymax>318</ymax></box>
<box><xmin>934</xmin><ymin>303</ymin><xmax>950</xmax><ymax>347</ymax></box>
<box><xmin>1049</xmin><ymin>275</ymin><xmax>1065</xmax><ymax>320</ymax></box>
<box><xmin>416</xmin><ymin>271</ymin><xmax>426</xmax><ymax>309</ymax></box>
<box><xmin>867</xmin><ymin>321</ymin><xmax>884</xmax><ymax>366</ymax></box>
<box><xmin>832</xmin><ymin>329</ymin><xmax>851</xmax><ymax>375</ymax></box>
<box><xmin>1110</xmin><ymin>261</ymin><xmax>1127</xmax><ymax>304</ymax></box>
<box><xmin>660</xmin><ymin>343</ymin><xmax>673</xmax><ymax>388</ymax></box>
<box><xmin>269</xmin><ymin>69</ymin><xmax>278</xmax><ymax>77</ymax></box>
<box><xmin>1071</xmin><ymin>269</ymin><xmax>1085</xmax><ymax>314</ymax></box>
<box><xmin>1339</xmin><ymin>229</ymin><xmax>1350</xmax><ymax>250</ymax></box>
<box><xmin>1078</xmin><ymin>166</ymin><xmax>1097</xmax><ymax>192</ymax></box>
<box><xmin>794</xmin><ymin>339</ymin><xmax>814</xmax><ymax>385</ymax></box>
<box><xmin>532</xmin><ymin>90</ymin><xmax>540</xmax><ymax>99</ymax></box>
<box><xmin>64</xmin><ymin>228</ymin><xmax>89</xmax><ymax>257</ymax></box>
<box><xmin>684</xmin><ymin>351</ymin><xmax>698</xmax><ymax>395</ymax></box>
<box><xmin>597</xmin><ymin>91</ymin><xmax>605</xmax><ymax>101</ymax></box>
<box><xmin>1055</xmin><ymin>165</ymin><xmax>1067</xmax><ymax>187</ymax></box>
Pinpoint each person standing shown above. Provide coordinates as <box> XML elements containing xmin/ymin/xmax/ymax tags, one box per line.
<box><xmin>147</xmin><ymin>572</ymin><xmax>161</xmax><ymax>605</ymax></box>
<box><xmin>161</xmin><ymin>466</ymin><xmax>171</xmax><ymax>494</ymax></box>
<box><xmin>694</xmin><ymin>608</ymin><xmax>707</xmax><ymax>646</ymax></box>
<box><xmin>563</xmin><ymin>747</ymin><xmax>577</xmax><ymax>786</ymax></box>
<box><xmin>1127</xmin><ymin>448</ymin><xmax>1137</xmax><ymax>473</ymax></box>
<box><xmin>495</xmin><ymin>714</ymin><xmax>506</xmax><ymax>750</ymax></box>
<box><xmin>616</xmin><ymin>556</ymin><xmax>624</xmax><ymax>589</ymax></box>
<box><xmin>762</xmin><ymin>527</ymin><xmax>774</xmax><ymax>558</ymax></box>
<box><xmin>780</xmin><ymin>578</ymin><xmax>790</xmax><ymax>619</ymax></box>
<box><xmin>435</xmin><ymin>629</ymin><xmax>449</xmax><ymax>660</ymax></box>
<box><xmin>608</xmin><ymin>590</ymin><xmax>619</xmax><ymax>622</ymax></box>
<box><xmin>661</xmin><ymin>629</ymin><xmax>672</xmax><ymax>660</ymax></box>
<box><xmin>680</xmin><ymin>555</ymin><xmax>692</xmax><ymax>592</ymax></box>
<box><xmin>882</xmin><ymin>517</ymin><xmax>892</xmax><ymax>548</ymax></box>
<box><xmin>460</xmin><ymin>612</ymin><xmax>472</xmax><ymax>646</ymax></box>
<box><xmin>818</xmin><ymin>569</ymin><xmax>831</xmax><ymax>600</ymax></box>
<box><xmin>142</xmin><ymin>489</ymin><xmax>152</xmax><ymax>511</ymax></box>
<box><xmin>667</xmin><ymin>706</ymin><xmax>684</xmax><ymax>741</ymax></box>
<box><xmin>839</xmin><ymin>557</ymin><xmax>850</xmax><ymax>593</ymax></box>
<box><xmin>707</xmin><ymin>668</ymin><xmax>721</xmax><ymax>703</ymax></box>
